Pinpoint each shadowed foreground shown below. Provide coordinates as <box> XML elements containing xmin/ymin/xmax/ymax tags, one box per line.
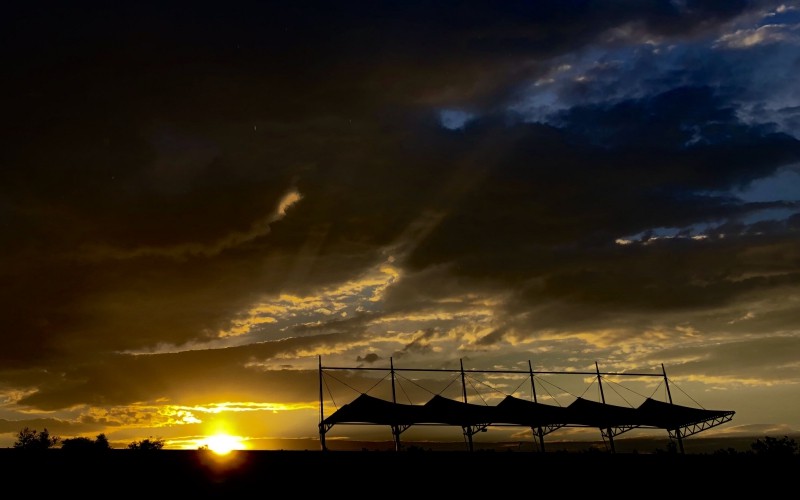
<box><xmin>1</xmin><ymin>449</ymin><xmax>797</xmax><ymax>495</ymax></box>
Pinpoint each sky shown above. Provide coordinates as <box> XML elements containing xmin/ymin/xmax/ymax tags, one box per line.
<box><xmin>2</xmin><ymin>1</ymin><xmax>800</xmax><ymax>451</ymax></box>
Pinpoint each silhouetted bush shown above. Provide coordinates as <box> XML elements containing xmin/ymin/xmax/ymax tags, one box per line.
<box><xmin>580</xmin><ymin>446</ymin><xmax>608</xmax><ymax>455</ymax></box>
<box><xmin>654</xmin><ymin>440</ymin><xmax>678</xmax><ymax>455</ymax></box>
<box><xmin>13</xmin><ymin>427</ymin><xmax>60</xmax><ymax>450</ymax></box>
<box><xmin>95</xmin><ymin>433</ymin><xmax>110</xmax><ymax>449</ymax></box>
<box><xmin>127</xmin><ymin>437</ymin><xmax>165</xmax><ymax>450</ymax></box>
<box><xmin>751</xmin><ymin>435</ymin><xmax>798</xmax><ymax>457</ymax></box>
<box><xmin>61</xmin><ymin>433</ymin><xmax>111</xmax><ymax>452</ymax></box>
<box><xmin>61</xmin><ymin>437</ymin><xmax>94</xmax><ymax>451</ymax></box>
<box><xmin>712</xmin><ymin>447</ymin><xmax>742</xmax><ymax>456</ymax></box>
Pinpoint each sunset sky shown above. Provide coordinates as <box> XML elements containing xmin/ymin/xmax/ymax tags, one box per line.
<box><xmin>2</xmin><ymin>1</ymin><xmax>800</xmax><ymax>450</ymax></box>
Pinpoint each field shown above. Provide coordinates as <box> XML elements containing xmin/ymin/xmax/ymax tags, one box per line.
<box><xmin>1</xmin><ymin>447</ymin><xmax>797</xmax><ymax>496</ymax></box>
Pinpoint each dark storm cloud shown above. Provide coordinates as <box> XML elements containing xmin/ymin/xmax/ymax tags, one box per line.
<box><xmin>400</xmin><ymin>86</ymin><xmax>800</xmax><ymax>314</ymax></box>
<box><xmin>356</xmin><ymin>353</ymin><xmax>381</xmax><ymax>364</ymax></box>
<box><xmin>650</xmin><ymin>335</ymin><xmax>800</xmax><ymax>382</ymax></box>
<box><xmin>8</xmin><ymin>332</ymin><xmax>364</xmax><ymax>410</ymax></box>
<box><xmin>393</xmin><ymin>328</ymin><xmax>443</xmax><ymax>358</ymax></box>
<box><xmin>1</xmin><ymin>0</ymin><xmax>795</xmax><ymax>413</ymax></box>
<box><xmin>0</xmin><ymin>418</ymin><xmax>98</xmax><ymax>436</ymax></box>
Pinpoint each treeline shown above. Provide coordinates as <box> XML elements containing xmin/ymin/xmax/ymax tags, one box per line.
<box><xmin>11</xmin><ymin>427</ymin><xmax>164</xmax><ymax>451</ymax></box>
<box><xmin>708</xmin><ymin>435</ymin><xmax>799</xmax><ymax>457</ymax></box>
<box><xmin>8</xmin><ymin>426</ymin><xmax>800</xmax><ymax>457</ymax></box>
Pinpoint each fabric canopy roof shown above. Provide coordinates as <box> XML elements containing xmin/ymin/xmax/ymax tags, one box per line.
<box><xmin>422</xmin><ymin>394</ymin><xmax>497</xmax><ymax>426</ymax></box>
<box><xmin>323</xmin><ymin>393</ymin><xmax>735</xmax><ymax>433</ymax></box>
<box><xmin>495</xmin><ymin>395</ymin><xmax>571</xmax><ymax>426</ymax></box>
<box><xmin>566</xmin><ymin>397</ymin><xmax>641</xmax><ymax>428</ymax></box>
<box><xmin>635</xmin><ymin>397</ymin><xmax>735</xmax><ymax>429</ymax></box>
<box><xmin>322</xmin><ymin>394</ymin><xmax>426</xmax><ymax>426</ymax></box>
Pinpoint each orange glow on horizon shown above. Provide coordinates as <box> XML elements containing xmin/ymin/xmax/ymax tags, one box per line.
<box><xmin>201</xmin><ymin>433</ymin><xmax>246</xmax><ymax>455</ymax></box>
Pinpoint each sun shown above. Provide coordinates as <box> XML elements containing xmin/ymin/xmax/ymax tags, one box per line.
<box><xmin>203</xmin><ymin>433</ymin><xmax>245</xmax><ymax>455</ymax></box>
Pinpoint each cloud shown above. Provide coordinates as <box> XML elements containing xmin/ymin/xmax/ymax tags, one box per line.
<box><xmin>356</xmin><ymin>353</ymin><xmax>381</xmax><ymax>364</ymax></box>
<box><xmin>715</xmin><ymin>23</ymin><xmax>800</xmax><ymax>49</ymax></box>
<box><xmin>1</xmin><ymin>0</ymin><xmax>799</xmax><ymax>441</ymax></box>
<box><xmin>84</xmin><ymin>188</ymin><xmax>304</xmax><ymax>260</ymax></box>
<box><xmin>0</xmin><ymin>417</ymin><xmax>96</xmax><ymax>436</ymax></box>
<box><xmin>648</xmin><ymin>335</ymin><xmax>800</xmax><ymax>384</ymax></box>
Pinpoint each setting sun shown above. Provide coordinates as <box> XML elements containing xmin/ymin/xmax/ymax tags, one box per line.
<box><xmin>203</xmin><ymin>433</ymin><xmax>245</xmax><ymax>455</ymax></box>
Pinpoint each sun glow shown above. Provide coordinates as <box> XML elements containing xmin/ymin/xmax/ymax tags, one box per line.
<box><xmin>203</xmin><ymin>433</ymin><xmax>245</xmax><ymax>455</ymax></box>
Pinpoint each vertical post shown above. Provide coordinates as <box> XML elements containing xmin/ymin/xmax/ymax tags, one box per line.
<box><xmin>460</xmin><ymin>359</ymin><xmax>468</xmax><ymax>403</ymax></box>
<box><xmin>662</xmin><ymin>363</ymin><xmax>684</xmax><ymax>454</ymax></box>
<box><xmin>391</xmin><ymin>357</ymin><xmax>401</xmax><ymax>452</ymax></box>
<box><xmin>390</xmin><ymin>357</ymin><xmax>397</xmax><ymax>403</ymax></box>
<box><xmin>460</xmin><ymin>359</ymin><xmax>474</xmax><ymax>452</ymax></box>
<box><xmin>319</xmin><ymin>355</ymin><xmax>327</xmax><ymax>451</ymax></box>
<box><xmin>528</xmin><ymin>360</ymin><xmax>546</xmax><ymax>453</ymax></box>
<box><xmin>596</xmin><ymin>361</ymin><xmax>615</xmax><ymax>453</ymax></box>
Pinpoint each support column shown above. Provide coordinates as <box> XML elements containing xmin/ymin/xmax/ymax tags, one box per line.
<box><xmin>460</xmin><ymin>359</ymin><xmax>474</xmax><ymax>452</ymax></box>
<box><xmin>596</xmin><ymin>361</ymin><xmax>615</xmax><ymax>454</ymax></box>
<box><xmin>391</xmin><ymin>357</ymin><xmax>401</xmax><ymax>452</ymax></box>
<box><xmin>529</xmin><ymin>360</ymin><xmax>546</xmax><ymax>453</ymax></box>
<box><xmin>662</xmin><ymin>363</ymin><xmax>685</xmax><ymax>455</ymax></box>
<box><xmin>319</xmin><ymin>355</ymin><xmax>327</xmax><ymax>451</ymax></box>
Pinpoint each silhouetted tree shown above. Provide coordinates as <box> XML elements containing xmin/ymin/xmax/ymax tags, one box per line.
<box><xmin>712</xmin><ymin>447</ymin><xmax>742</xmax><ymax>456</ymax></box>
<box><xmin>751</xmin><ymin>435</ymin><xmax>799</xmax><ymax>457</ymax></box>
<box><xmin>13</xmin><ymin>427</ymin><xmax>60</xmax><ymax>450</ymax></box>
<box><xmin>654</xmin><ymin>440</ymin><xmax>678</xmax><ymax>455</ymax></box>
<box><xmin>61</xmin><ymin>433</ymin><xmax>112</xmax><ymax>451</ymax></box>
<box><xmin>61</xmin><ymin>437</ymin><xmax>94</xmax><ymax>451</ymax></box>
<box><xmin>127</xmin><ymin>437</ymin><xmax>165</xmax><ymax>450</ymax></box>
<box><xmin>95</xmin><ymin>433</ymin><xmax>110</xmax><ymax>450</ymax></box>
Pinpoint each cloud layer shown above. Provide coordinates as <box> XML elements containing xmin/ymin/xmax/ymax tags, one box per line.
<box><xmin>2</xmin><ymin>1</ymin><xmax>799</xmax><ymax>447</ymax></box>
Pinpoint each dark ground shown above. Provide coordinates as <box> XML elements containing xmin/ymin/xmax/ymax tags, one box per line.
<box><xmin>0</xmin><ymin>448</ymin><xmax>797</xmax><ymax>496</ymax></box>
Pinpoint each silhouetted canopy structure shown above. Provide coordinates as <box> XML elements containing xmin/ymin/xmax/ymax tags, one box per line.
<box><xmin>566</xmin><ymin>397</ymin><xmax>642</xmax><ymax>429</ymax></box>
<box><xmin>635</xmin><ymin>397</ymin><xmax>736</xmax><ymax>436</ymax></box>
<box><xmin>422</xmin><ymin>395</ymin><xmax>497</xmax><ymax>427</ymax></box>
<box><xmin>322</xmin><ymin>394</ymin><xmax>733</xmax><ymax>438</ymax></box>
<box><xmin>321</xmin><ymin>393</ymin><xmax>426</xmax><ymax>426</ymax></box>
<box><xmin>495</xmin><ymin>395</ymin><xmax>571</xmax><ymax>427</ymax></box>
<box><xmin>318</xmin><ymin>358</ymin><xmax>736</xmax><ymax>453</ymax></box>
